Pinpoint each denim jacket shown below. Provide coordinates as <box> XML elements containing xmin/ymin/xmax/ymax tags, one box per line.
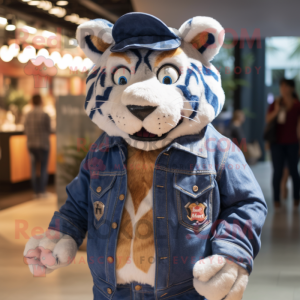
<box><xmin>49</xmin><ymin>124</ymin><xmax>267</xmax><ymax>299</ymax></box>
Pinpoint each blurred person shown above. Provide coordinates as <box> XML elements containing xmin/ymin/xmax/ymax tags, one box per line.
<box><xmin>24</xmin><ymin>94</ymin><xmax>51</xmax><ymax>197</ymax></box>
<box><xmin>227</xmin><ymin>110</ymin><xmax>245</xmax><ymax>145</ymax></box>
<box><xmin>228</xmin><ymin>110</ymin><xmax>261</xmax><ymax>164</ymax></box>
<box><xmin>266</xmin><ymin>78</ymin><xmax>300</xmax><ymax>208</ymax></box>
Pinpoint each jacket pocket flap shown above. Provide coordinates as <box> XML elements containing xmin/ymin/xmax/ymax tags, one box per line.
<box><xmin>174</xmin><ymin>173</ymin><xmax>214</xmax><ymax>198</ymax></box>
<box><xmin>90</xmin><ymin>175</ymin><xmax>116</xmax><ymax>199</ymax></box>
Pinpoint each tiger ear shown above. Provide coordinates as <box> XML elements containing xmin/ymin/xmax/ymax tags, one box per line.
<box><xmin>76</xmin><ymin>19</ymin><xmax>114</xmax><ymax>63</ymax></box>
<box><xmin>179</xmin><ymin>17</ymin><xmax>224</xmax><ymax>63</ymax></box>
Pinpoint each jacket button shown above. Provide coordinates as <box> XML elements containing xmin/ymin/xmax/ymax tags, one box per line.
<box><xmin>96</xmin><ymin>186</ymin><xmax>102</xmax><ymax>193</ymax></box>
<box><xmin>119</xmin><ymin>194</ymin><xmax>125</xmax><ymax>201</ymax></box>
<box><xmin>107</xmin><ymin>256</ymin><xmax>114</xmax><ymax>263</ymax></box>
<box><xmin>193</xmin><ymin>185</ymin><xmax>198</xmax><ymax>192</ymax></box>
<box><xmin>107</xmin><ymin>288</ymin><xmax>112</xmax><ymax>294</ymax></box>
<box><xmin>135</xmin><ymin>285</ymin><xmax>142</xmax><ymax>291</ymax></box>
<box><xmin>112</xmin><ymin>222</ymin><xmax>118</xmax><ymax>229</ymax></box>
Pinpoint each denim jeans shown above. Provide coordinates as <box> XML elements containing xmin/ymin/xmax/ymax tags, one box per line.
<box><xmin>93</xmin><ymin>282</ymin><xmax>204</xmax><ymax>300</ymax></box>
<box><xmin>271</xmin><ymin>143</ymin><xmax>300</xmax><ymax>202</ymax></box>
<box><xmin>28</xmin><ymin>148</ymin><xmax>49</xmax><ymax>194</ymax></box>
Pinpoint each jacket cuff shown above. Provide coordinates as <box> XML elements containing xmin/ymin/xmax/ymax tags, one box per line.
<box><xmin>48</xmin><ymin>211</ymin><xmax>86</xmax><ymax>247</ymax></box>
<box><xmin>212</xmin><ymin>239</ymin><xmax>253</xmax><ymax>274</ymax></box>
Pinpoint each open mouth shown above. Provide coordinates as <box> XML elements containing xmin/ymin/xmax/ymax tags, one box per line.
<box><xmin>129</xmin><ymin>118</ymin><xmax>183</xmax><ymax>141</ymax></box>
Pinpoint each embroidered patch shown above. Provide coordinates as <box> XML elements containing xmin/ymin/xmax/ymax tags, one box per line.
<box><xmin>185</xmin><ymin>202</ymin><xmax>207</xmax><ymax>223</ymax></box>
<box><xmin>94</xmin><ymin>201</ymin><xmax>105</xmax><ymax>221</ymax></box>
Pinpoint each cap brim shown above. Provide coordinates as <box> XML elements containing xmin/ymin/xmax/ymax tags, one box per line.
<box><xmin>111</xmin><ymin>36</ymin><xmax>181</xmax><ymax>52</ymax></box>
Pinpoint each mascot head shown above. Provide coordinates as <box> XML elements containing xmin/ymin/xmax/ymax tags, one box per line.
<box><xmin>76</xmin><ymin>13</ymin><xmax>225</xmax><ymax>150</ymax></box>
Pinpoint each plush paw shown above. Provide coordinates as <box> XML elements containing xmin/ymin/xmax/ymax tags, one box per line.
<box><xmin>193</xmin><ymin>255</ymin><xmax>249</xmax><ymax>300</ymax></box>
<box><xmin>23</xmin><ymin>230</ymin><xmax>77</xmax><ymax>277</ymax></box>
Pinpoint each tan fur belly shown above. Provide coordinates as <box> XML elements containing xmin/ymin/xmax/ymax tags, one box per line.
<box><xmin>116</xmin><ymin>146</ymin><xmax>161</xmax><ymax>286</ymax></box>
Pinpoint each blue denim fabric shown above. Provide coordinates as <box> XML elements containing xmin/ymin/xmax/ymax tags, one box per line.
<box><xmin>49</xmin><ymin>124</ymin><xmax>267</xmax><ymax>300</ymax></box>
<box><xmin>93</xmin><ymin>281</ymin><xmax>204</xmax><ymax>300</ymax></box>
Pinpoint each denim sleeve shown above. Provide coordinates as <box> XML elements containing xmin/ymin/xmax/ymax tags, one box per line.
<box><xmin>48</xmin><ymin>154</ymin><xmax>90</xmax><ymax>247</ymax></box>
<box><xmin>212</xmin><ymin>141</ymin><xmax>267</xmax><ymax>274</ymax></box>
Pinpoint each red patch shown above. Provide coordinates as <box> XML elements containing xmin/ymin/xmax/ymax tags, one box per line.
<box><xmin>185</xmin><ymin>202</ymin><xmax>207</xmax><ymax>223</ymax></box>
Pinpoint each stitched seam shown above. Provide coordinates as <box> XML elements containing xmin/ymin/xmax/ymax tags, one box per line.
<box><xmin>112</xmin><ymin>173</ymin><xmax>125</xmax><ymax>285</ymax></box>
<box><xmin>94</xmin><ymin>282</ymin><xmax>110</xmax><ymax>299</ymax></box>
<box><xmin>154</xmin><ymin>159</ymin><xmax>159</xmax><ymax>296</ymax></box>
<box><xmin>175</xmin><ymin>174</ymin><xmax>213</xmax><ymax>232</ymax></box>
<box><xmin>90</xmin><ymin>176</ymin><xmax>116</xmax><ymax>198</ymax></box>
<box><xmin>94</xmin><ymin>184</ymin><xmax>113</xmax><ymax>229</ymax></box>
<box><xmin>174</xmin><ymin>182</ymin><xmax>214</xmax><ymax>198</ymax></box>
<box><xmin>178</xmin><ymin>219</ymin><xmax>211</xmax><ymax>232</ymax></box>
<box><xmin>161</xmin><ymin>287</ymin><xmax>194</xmax><ymax>299</ymax></box>
<box><xmin>156</xmin><ymin>166</ymin><xmax>216</xmax><ymax>175</ymax></box>
<box><xmin>89</xmin><ymin>171</ymin><xmax>126</xmax><ymax>176</ymax></box>
<box><xmin>216</xmin><ymin>143</ymin><xmax>230</xmax><ymax>182</ymax></box>
<box><xmin>213</xmin><ymin>239</ymin><xmax>253</xmax><ymax>258</ymax></box>
<box><xmin>55</xmin><ymin>213</ymin><xmax>86</xmax><ymax>236</ymax></box>
<box><xmin>47</xmin><ymin>228</ymin><xmax>80</xmax><ymax>243</ymax></box>
<box><xmin>157</xmin><ymin>277</ymin><xmax>193</xmax><ymax>291</ymax></box>
<box><xmin>90</xmin><ymin>267</ymin><xmax>112</xmax><ymax>285</ymax></box>
<box><xmin>214</xmin><ymin>252</ymin><xmax>250</xmax><ymax>273</ymax></box>
<box><xmin>106</xmin><ymin>173</ymin><xmax>122</xmax><ymax>282</ymax></box>
<box><xmin>210</xmin><ymin>185</ymin><xmax>213</xmax><ymax>221</ymax></box>
<box><xmin>165</xmin><ymin>153</ymin><xmax>171</xmax><ymax>287</ymax></box>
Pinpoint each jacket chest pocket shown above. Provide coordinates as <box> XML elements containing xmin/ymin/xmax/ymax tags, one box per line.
<box><xmin>90</xmin><ymin>175</ymin><xmax>116</xmax><ymax>229</ymax></box>
<box><xmin>174</xmin><ymin>173</ymin><xmax>214</xmax><ymax>232</ymax></box>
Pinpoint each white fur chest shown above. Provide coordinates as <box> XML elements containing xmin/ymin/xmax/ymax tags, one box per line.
<box><xmin>116</xmin><ymin>187</ymin><xmax>155</xmax><ymax>286</ymax></box>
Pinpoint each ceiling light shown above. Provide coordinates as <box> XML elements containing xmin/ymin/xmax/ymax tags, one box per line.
<box><xmin>22</xmin><ymin>0</ymin><xmax>31</xmax><ymax>2</ymax></box>
<box><xmin>49</xmin><ymin>7</ymin><xmax>66</xmax><ymax>18</ymax></box>
<box><xmin>37</xmin><ymin>1</ymin><xmax>52</xmax><ymax>10</ymax></box>
<box><xmin>69</xmin><ymin>39</ymin><xmax>78</xmax><ymax>46</ymax></box>
<box><xmin>50</xmin><ymin>51</ymin><xmax>61</xmax><ymax>65</ymax></box>
<box><xmin>77</xmin><ymin>18</ymin><xmax>90</xmax><ymax>25</ymax></box>
<box><xmin>28</xmin><ymin>1</ymin><xmax>40</xmax><ymax>6</ymax></box>
<box><xmin>63</xmin><ymin>53</ymin><xmax>73</xmax><ymax>67</ymax></box>
<box><xmin>6</xmin><ymin>24</ymin><xmax>16</xmax><ymax>31</ymax></box>
<box><xmin>65</xmin><ymin>14</ymin><xmax>79</xmax><ymax>23</ymax></box>
<box><xmin>82</xmin><ymin>58</ymin><xmax>93</xmax><ymax>71</ymax></box>
<box><xmin>70</xmin><ymin>56</ymin><xmax>83</xmax><ymax>71</ymax></box>
<box><xmin>0</xmin><ymin>45</ymin><xmax>14</xmax><ymax>62</ymax></box>
<box><xmin>57</xmin><ymin>58</ymin><xmax>68</xmax><ymax>70</ymax></box>
<box><xmin>37</xmin><ymin>48</ymin><xmax>49</xmax><ymax>58</ymax></box>
<box><xmin>23</xmin><ymin>45</ymin><xmax>36</xmax><ymax>59</ymax></box>
<box><xmin>22</xmin><ymin>25</ymin><xmax>37</xmax><ymax>34</ymax></box>
<box><xmin>0</xmin><ymin>17</ymin><xmax>7</xmax><ymax>25</ymax></box>
<box><xmin>9</xmin><ymin>43</ymin><xmax>20</xmax><ymax>57</ymax></box>
<box><xmin>56</xmin><ymin>1</ymin><xmax>68</xmax><ymax>5</ymax></box>
<box><xmin>18</xmin><ymin>52</ymin><xmax>29</xmax><ymax>64</ymax></box>
<box><xmin>42</xmin><ymin>30</ymin><xmax>56</xmax><ymax>38</ymax></box>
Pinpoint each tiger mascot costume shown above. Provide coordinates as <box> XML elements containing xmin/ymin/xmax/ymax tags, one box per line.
<box><xmin>24</xmin><ymin>13</ymin><xmax>267</xmax><ymax>300</ymax></box>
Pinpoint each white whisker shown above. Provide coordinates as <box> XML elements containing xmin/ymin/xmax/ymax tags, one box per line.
<box><xmin>181</xmin><ymin>108</ymin><xmax>197</xmax><ymax>112</ymax></box>
<box><xmin>181</xmin><ymin>115</ymin><xmax>200</xmax><ymax>124</ymax></box>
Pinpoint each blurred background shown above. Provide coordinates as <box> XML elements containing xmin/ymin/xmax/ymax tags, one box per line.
<box><xmin>1</xmin><ymin>1</ymin><xmax>300</xmax><ymax>300</ymax></box>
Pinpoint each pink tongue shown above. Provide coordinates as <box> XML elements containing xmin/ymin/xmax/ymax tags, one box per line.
<box><xmin>142</xmin><ymin>128</ymin><xmax>149</xmax><ymax>138</ymax></box>
<box><xmin>136</xmin><ymin>128</ymin><xmax>157</xmax><ymax>138</ymax></box>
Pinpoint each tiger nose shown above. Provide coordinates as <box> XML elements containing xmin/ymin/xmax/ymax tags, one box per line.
<box><xmin>126</xmin><ymin>105</ymin><xmax>157</xmax><ymax>121</ymax></box>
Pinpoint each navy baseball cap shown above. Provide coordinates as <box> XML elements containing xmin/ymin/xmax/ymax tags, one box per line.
<box><xmin>111</xmin><ymin>12</ymin><xmax>181</xmax><ymax>52</ymax></box>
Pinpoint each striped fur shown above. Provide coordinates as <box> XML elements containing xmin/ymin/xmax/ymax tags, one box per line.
<box><xmin>77</xmin><ymin>16</ymin><xmax>225</xmax><ymax>151</ymax></box>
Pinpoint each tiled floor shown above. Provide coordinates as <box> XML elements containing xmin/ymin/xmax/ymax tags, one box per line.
<box><xmin>1</xmin><ymin>162</ymin><xmax>300</xmax><ymax>299</ymax></box>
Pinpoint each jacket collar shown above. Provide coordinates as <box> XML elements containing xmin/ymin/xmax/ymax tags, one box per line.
<box><xmin>101</xmin><ymin>127</ymin><xmax>208</xmax><ymax>159</ymax></box>
<box><xmin>164</xmin><ymin>127</ymin><xmax>208</xmax><ymax>158</ymax></box>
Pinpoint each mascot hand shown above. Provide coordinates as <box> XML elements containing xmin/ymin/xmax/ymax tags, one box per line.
<box><xmin>193</xmin><ymin>255</ymin><xmax>249</xmax><ymax>300</ymax></box>
<box><xmin>23</xmin><ymin>230</ymin><xmax>77</xmax><ymax>276</ymax></box>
